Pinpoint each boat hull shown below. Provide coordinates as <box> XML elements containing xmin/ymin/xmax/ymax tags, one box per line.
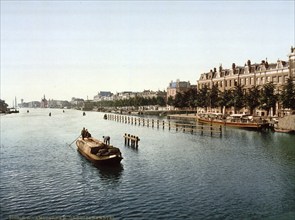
<box><xmin>76</xmin><ymin>138</ymin><xmax>123</xmax><ymax>165</ymax></box>
<box><xmin>197</xmin><ymin>116</ymin><xmax>264</xmax><ymax>129</ymax></box>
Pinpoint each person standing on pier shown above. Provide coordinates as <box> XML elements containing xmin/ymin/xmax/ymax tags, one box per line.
<box><xmin>103</xmin><ymin>136</ymin><xmax>110</xmax><ymax>145</ymax></box>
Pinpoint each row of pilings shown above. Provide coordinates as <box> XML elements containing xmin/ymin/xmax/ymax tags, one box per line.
<box><xmin>105</xmin><ymin>114</ymin><xmax>222</xmax><ymax>137</ymax></box>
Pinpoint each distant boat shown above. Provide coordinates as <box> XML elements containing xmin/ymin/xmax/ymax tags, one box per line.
<box><xmin>7</xmin><ymin>108</ymin><xmax>19</xmax><ymax>114</ymax></box>
<box><xmin>76</xmin><ymin>137</ymin><xmax>123</xmax><ymax>165</ymax></box>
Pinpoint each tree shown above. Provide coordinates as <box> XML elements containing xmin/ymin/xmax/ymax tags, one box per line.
<box><xmin>260</xmin><ymin>82</ymin><xmax>277</xmax><ymax>116</ymax></box>
<box><xmin>245</xmin><ymin>85</ymin><xmax>260</xmax><ymax>115</ymax></box>
<box><xmin>197</xmin><ymin>85</ymin><xmax>209</xmax><ymax>111</ymax></box>
<box><xmin>232</xmin><ymin>84</ymin><xmax>245</xmax><ymax>113</ymax></box>
<box><xmin>209</xmin><ymin>84</ymin><xmax>220</xmax><ymax>109</ymax></box>
<box><xmin>174</xmin><ymin>92</ymin><xmax>186</xmax><ymax>108</ymax></box>
<box><xmin>156</xmin><ymin>96</ymin><xmax>166</xmax><ymax>106</ymax></box>
<box><xmin>280</xmin><ymin>78</ymin><xmax>295</xmax><ymax>110</ymax></box>
<box><xmin>219</xmin><ymin>89</ymin><xmax>233</xmax><ymax>114</ymax></box>
<box><xmin>167</xmin><ymin>96</ymin><xmax>174</xmax><ymax>106</ymax></box>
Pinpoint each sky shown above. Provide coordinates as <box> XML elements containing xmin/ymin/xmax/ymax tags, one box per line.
<box><xmin>1</xmin><ymin>0</ymin><xmax>294</xmax><ymax>106</ymax></box>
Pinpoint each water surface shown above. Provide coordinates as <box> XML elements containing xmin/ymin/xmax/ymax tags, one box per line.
<box><xmin>1</xmin><ymin>109</ymin><xmax>295</xmax><ymax>219</ymax></box>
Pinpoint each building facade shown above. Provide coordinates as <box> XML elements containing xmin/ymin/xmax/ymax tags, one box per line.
<box><xmin>167</xmin><ymin>79</ymin><xmax>191</xmax><ymax>100</ymax></box>
<box><xmin>197</xmin><ymin>47</ymin><xmax>295</xmax><ymax>116</ymax></box>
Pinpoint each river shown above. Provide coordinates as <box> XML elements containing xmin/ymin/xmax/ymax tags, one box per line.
<box><xmin>1</xmin><ymin>108</ymin><xmax>295</xmax><ymax>219</ymax></box>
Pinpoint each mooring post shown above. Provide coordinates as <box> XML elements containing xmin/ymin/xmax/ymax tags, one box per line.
<box><xmin>152</xmin><ymin>119</ymin><xmax>154</xmax><ymax>128</ymax></box>
<box><xmin>210</xmin><ymin>124</ymin><xmax>213</xmax><ymax>136</ymax></box>
<box><xmin>157</xmin><ymin>120</ymin><xmax>159</xmax><ymax>128</ymax></box>
<box><xmin>135</xmin><ymin>136</ymin><xmax>139</xmax><ymax>148</ymax></box>
<box><xmin>131</xmin><ymin>135</ymin><xmax>134</xmax><ymax>147</ymax></box>
<box><xmin>168</xmin><ymin>121</ymin><xmax>171</xmax><ymax>130</ymax></box>
<box><xmin>124</xmin><ymin>133</ymin><xmax>127</xmax><ymax>145</ymax></box>
<box><xmin>176</xmin><ymin>124</ymin><xmax>178</xmax><ymax>131</ymax></box>
<box><xmin>127</xmin><ymin>134</ymin><xmax>130</xmax><ymax>146</ymax></box>
<box><xmin>201</xmin><ymin>125</ymin><xmax>203</xmax><ymax>135</ymax></box>
<box><xmin>162</xmin><ymin>121</ymin><xmax>165</xmax><ymax>129</ymax></box>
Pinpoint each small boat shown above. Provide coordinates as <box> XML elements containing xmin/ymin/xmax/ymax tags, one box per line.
<box><xmin>7</xmin><ymin>108</ymin><xmax>19</xmax><ymax>114</ymax></box>
<box><xmin>76</xmin><ymin>137</ymin><xmax>123</xmax><ymax>165</ymax></box>
<box><xmin>197</xmin><ymin>113</ymin><xmax>267</xmax><ymax>130</ymax></box>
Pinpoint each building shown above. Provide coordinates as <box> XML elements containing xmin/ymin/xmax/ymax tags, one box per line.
<box><xmin>197</xmin><ymin>47</ymin><xmax>295</xmax><ymax>116</ymax></box>
<box><xmin>198</xmin><ymin>47</ymin><xmax>295</xmax><ymax>91</ymax></box>
<box><xmin>167</xmin><ymin>79</ymin><xmax>191</xmax><ymax>100</ymax></box>
<box><xmin>40</xmin><ymin>95</ymin><xmax>48</xmax><ymax>108</ymax></box>
<box><xmin>93</xmin><ymin>91</ymin><xmax>113</xmax><ymax>101</ymax></box>
<box><xmin>114</xmin><ymin>91</ymin><xmax>137</xmax><ymax>100</ymax></box>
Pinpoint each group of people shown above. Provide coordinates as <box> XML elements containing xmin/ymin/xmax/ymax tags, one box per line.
<box><xmin>81</xmin><ymin>127</ymin><xmax>91</xmax><ymax>140</ymax></box>
<box><xmin>81</xmin><ymin>127</ymin><xmax>110</xmax><ymax>145</ymax></box>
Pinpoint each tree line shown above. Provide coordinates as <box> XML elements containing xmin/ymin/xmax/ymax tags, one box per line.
<box><xmin>85</xmin><ymin>79</ymin><xmax>295</xmax><ymax>116</ymax></box>
<box><xmin>170</xmin><ymin>78</ymin><xmax>295</xmax><ymax>116</ymax></box>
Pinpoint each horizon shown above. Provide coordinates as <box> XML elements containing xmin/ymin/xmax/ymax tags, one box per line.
<box><xmin>1</xmin><ymin>1</ymin><xmax>294</xmax><ymax>107</ymax></box>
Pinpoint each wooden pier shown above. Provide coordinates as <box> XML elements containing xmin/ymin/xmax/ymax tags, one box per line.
<box><xmin>124</xmin><ymin>133</ymin><xmax>140</xmax><ymax>148</ymax></box>
<box><xmin>105</xmin><ymin>114</ymin><xmax>222</xmax><ymax>137</ymax></box>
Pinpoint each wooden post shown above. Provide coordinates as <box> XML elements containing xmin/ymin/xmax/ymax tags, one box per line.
<box><xmin>135</xmin><ymin>136</ymin><xmax>139</xmax><ymax>148</ymax></box>
<box><xmin>157</xmin><ymin>120</ymin><xmax>159</xmax><ymax>128</ymax></box>
<box><xmin>201</xmin><ymin>124</ymin><xmax>203</xmax><ymax>135</ymax></box>
<box><xmin>127</xmin><ymin>134</ymin><xmax>130</xmax><ymax>146</ymax></box>
<box><xmin>162</xmin><ymin>121</ymin><xmax>165</xmax><ymax>129</ymax></box>
<box><xmin>131</xmin><ymin>135</ymin><xmax>134</xmax><ymax>147</ymax></box>
<box><xmin>152</xmin><ymin>119</ymin><xmax>154</xmax><ymax>128</ymax></box>
<box><xmin>168</xmin><ymin>121</ymin><xmax>171</xmax><ymax>130</ymax></box>
<box><xmin>191</xmin><ymin>126</ymin><xmax>193</xmax><ymax>134</ymax></box>
<box><xmin>219</xmin><ymin>125</ymin><xmax>222</xmax><ymax>137</ymax></box>
<box><xmin>143</xmin><ymin>118</ymin><xmax>145</xmax><ymax>126</ymax></box>
<box><xmin>124</xmin><ymin>133</ymin><xmax>127</xmax><ymax>145</ymax></box>
<box><xmin>210</xmin><ymin>124</ymin><xmax>213</xmax><ymax>136</ymax></box>
<box><xmin>176</xmin><ymin>124</ymin><xmax>178</xmax><ymax>131</ymax></box>
<box><xmin>147</xmin><ymin>119</ymin><xmax>149</xmax><ymax>127</ymax></box>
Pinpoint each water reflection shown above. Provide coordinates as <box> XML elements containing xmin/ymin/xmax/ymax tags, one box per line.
<box><xmin>94</xmin><ymin>163</ymin><xmax>124</xmax><ymax>182</ymax></box>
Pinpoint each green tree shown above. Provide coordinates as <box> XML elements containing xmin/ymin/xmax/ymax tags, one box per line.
<box><xmin>156</xmin><ymin>96</ymin><xmax>166</xmax><ymax>106</ymax></box>
<box><xmin>260</xmin><ymin>82</ymin><xmax>277</xmax><ymax>116</ymax></box>
<box><xmin>209</xmin><ymin>84</ymin><xmax>220</xmax><ymax>109</ymax></box>
<box><xmin>197</xmin><ymin>85</ymin><xmax>209</xmax><ymax>111</ymax></box>
<box><xmin>232</xmin><ymin>84</ymin><xmax>245</xmax><ymax>113</ymax></box>
<box><xmin>174</xmin><ymin>92</ymin><xmax>186</xmax><ymax>108</ymax></box>
<box><xmin>186</xmin><ymin>87</ymin><xmax>198</xmax><ymax>109</ymax></box>
<box><xmin>280</xmin><ymin>78</ymin><xmax>295</xmax><ymax>110</ymax></box>
<box><xmin>219</xmin><ymin>89</ymin><xmax>233</xmax><ymax>114</ymax></box>
<box><xmin>245</xmin><ymin>85</ymin><xmax>260</xmax><ymax>115</ymax></box>
<box><xmin>167</xmin><ymin>96</ymin><xmax>174</xmax><ymax>106</ymax></box>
